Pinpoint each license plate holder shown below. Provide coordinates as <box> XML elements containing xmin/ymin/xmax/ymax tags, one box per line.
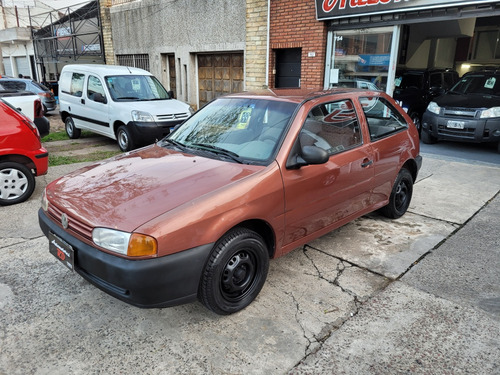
<box><xmin>447</xmin><ymin>120</ymin><xmax>465</xmax><ymax>129</ymax></box>
<box><xmin>49</xmin><ymin>232</ymin><xmax>75</xmax><ymax>271</ymax></box>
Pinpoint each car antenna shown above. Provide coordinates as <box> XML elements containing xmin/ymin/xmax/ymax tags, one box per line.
<box><xmin>127</xmin><ymin>66</ymin><xmax>132</xmax><ymax>74</ymax></box>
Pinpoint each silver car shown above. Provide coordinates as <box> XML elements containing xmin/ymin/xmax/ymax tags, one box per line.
<box><xmin>0</xmin><ymin>78</ymin><xmax>57</xmax><ymax>114</ymax></box>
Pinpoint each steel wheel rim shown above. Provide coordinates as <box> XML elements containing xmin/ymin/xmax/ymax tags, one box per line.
<box><xmin>220</xmin><ymin>250</ymin><xmax>257</xmax><ymax>301</ymax></box>
<box><xmin>118</xmin><ymin>131</ymin><xmax>129</xmax><ymax>150</ymax></box>
<box><xmin>66</xmin><ymin>119</ymin><xmax>74</xmax><ymax>137</ymax></box>
<box><xmin>395</xmin><ymin>179</ymin><xmax>409</xmax><ymax>211</ymax></box>
<box><xmin>0</xmin><ymin>168</ymin><xmax>28</xmax><ymax>200</ymax></box>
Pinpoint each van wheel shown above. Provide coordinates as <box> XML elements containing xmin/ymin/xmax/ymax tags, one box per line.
<box><xmin>380</xmin><ymin>168</ymin><xmax>413</xmax><ymax>219</ymax></box>
<box><xmin>0</xmin><ymin>162</ymin><xmax>36</xmax><ymax>206</ymax></box>
<box><xmin>421</xmin><ymin>130</ymin><xmax>437</xmax><ymax>144</ymax></box>
<box><xmin>199</xmin><ymin>228</ymin><xmax>269</xmax><ymax>315</ymax></box>
<box><xmin>117</xmin><ymin>126</ymin><xmax>134</xmax><ymax>152</ymax></box>
<box><xmin>65</xmin><ymin>117</ymin><xmax>81</xmax><ymax>139</ymax></box>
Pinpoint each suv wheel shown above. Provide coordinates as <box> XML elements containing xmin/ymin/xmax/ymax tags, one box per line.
<box><xmin>410</xmin><ymin>113</ymin><xmax>421</xmax><ymax>134</ymax></box>
<box><xmin>0</xmin><ymin>162</ymin><xmax>36</xmax><ymax>206</ymax></box>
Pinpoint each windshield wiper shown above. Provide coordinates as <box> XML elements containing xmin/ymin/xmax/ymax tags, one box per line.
<box><xmin>191</xmin><ymin>143</ymin><xmax>244</xmax><ymax>164</ymax></box>
<box><xmin>162</xmin><ymin>138</ymin><xmax>188</xmax><ymax>150</ymax></box>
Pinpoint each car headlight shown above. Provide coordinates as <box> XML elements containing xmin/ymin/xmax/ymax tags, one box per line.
<box><xmin>92</xmin><ymin>228</ymin><xmax>157</xmax><ymax>257</ymax></box>
<box><xmin>131</xmin><ymin>110</ymin><xmax>155</xmax><ymax>122</ymax></box>
<box><xmin>41</xmin><ymin>188</ymin><xmax>49</xmax><ymax>211</ymax></box>
<box><xmin>427</xmin><ymin>102</ymin><xmax>441</xmax><ymax>115</ymax></box>
<box><xmin>480</xmin><ymin>107</ymin><xmax>500</xmax><ymax>118</ymax></box>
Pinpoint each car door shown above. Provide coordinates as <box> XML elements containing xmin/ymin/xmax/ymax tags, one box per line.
<box><xmin>280</xmin><ymin>98</ymin><xmax>375</xmax><ymax>248</ymax></box>
<box><xmin>359</xmin><ymin>95</ymin><xmax>412</xmax><ymax>205</ymax></box>
<box><xmin>83</xmin><ymin>74</ymin><xmax>112</xmax><ymax>137</ymax></box>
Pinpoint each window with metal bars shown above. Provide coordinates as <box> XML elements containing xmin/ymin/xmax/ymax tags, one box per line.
<box><xmin>116</xmin><ymin>54</ymin><xmax>150</xmax><ymax>72</ymax></box>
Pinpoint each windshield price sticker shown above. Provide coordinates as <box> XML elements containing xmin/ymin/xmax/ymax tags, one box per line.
<box><xmin>49</xmin><ymin>232</ymin><xmax>75</xmax><ymax>271</ymax></box>
<box><xmin>447</xmin><ymin>120</ymin><xmax>465</xmax><ymax>129</ymax></box>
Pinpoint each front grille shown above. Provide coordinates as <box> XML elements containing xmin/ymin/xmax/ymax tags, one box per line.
<box><xmin>157</xmin><ymin>113</ymin><xmax>190</xmax><ymax>121</ymax></box>
<box><xmin>46</xmin><ymin>202</ymin><xmax>93</xmax><ymax>241</ymax></box>
<box><xmin>442</xmin><ymin>107</ymin><xmax>478</xmax><ymax>118</ymax></box>
<box><xmin>437</xmin><ymin>124</ymin><xmax>475</xmax><ymax>139</ymax></box>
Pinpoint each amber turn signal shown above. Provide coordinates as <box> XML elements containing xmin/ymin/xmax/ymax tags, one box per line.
<box><xmin>127</xmin><ymin>233</ymin><xmax>158</xmax><ymax>257</ymax></box>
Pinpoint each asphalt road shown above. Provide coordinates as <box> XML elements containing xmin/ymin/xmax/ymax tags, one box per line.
<box><xmin>420</xmin><ymin>140</ymin><xmax>500</xmax><ymax>165</ymax></box>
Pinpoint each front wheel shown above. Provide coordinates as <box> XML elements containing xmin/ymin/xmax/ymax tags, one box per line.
<box><xmin>380</xmin><ymin>168</ymin><xmax>413</xmax><ymax>219</ymax></box>
<box><xmin>117</xmin><ymin>125</ymin><xmax>134</xmax><ymax>152</ymax></box>
<box><xmin>65</xmin><ymin>117</ymin><xmax>81</xmax><ymax>139</ymax></box>
<box><xmin>410</xmin><ymin>113</ymin><xmax>421</xmax><ymax>135</ymax></box>
<box><xmin>0</xmin><ymin>162</ymin><xmax>36</xmax><ymax>206</ymax></box>
<box><xmin>199</xmin><ymin>228</ymin><xmax>269</xmax><ymax>315</ymax></box>
<box><xmin>421</xmin><ymin>129</ymin><xmax>437</xmax><ymax>144</ymax></box>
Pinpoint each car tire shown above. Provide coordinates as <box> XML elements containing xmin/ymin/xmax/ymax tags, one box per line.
<box><xmin>117</xmin><ymin>125</ymin><xmax>134</xmax><ymax>152</ymax></box>
<box><xmin>410</xmin><ymin>113</ymin><xmax>421</xmax><ymax>135</ymax></box>
<box><xmin>380</xmin><ymin>168</ymin><xmax>413</xmax><ymax>219</ymax></box>
<box><xmin>199</xmin><ymin>228</ymin><xmax>269</xmax><ymax>315</ymax></box>
<box><xmin>421</xmin><ymin>129</ymin><xmax>437</xmax><ymax>144</ymax></box>
<box><xmin>497</xmin><ymin>141</ymin><xmax>500</xmax><ymax>154</ymax></box>
<box><xmin>0</xmin><ymin>162</ymin><xmax>36</xmax><ymax>206</ymax></box>
<box><xmin>65</xmin><ymin>117</ymin><xmax>81</xmax><ymax>139</ymax></box>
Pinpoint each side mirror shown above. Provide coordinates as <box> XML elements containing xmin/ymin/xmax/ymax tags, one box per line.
<box><xmin>288</xmin><ymin>145</ymin><xmax>329</xmax><ymax>169</ymax></box>
<box><xmin>94</xmin><ymin>93</ymin><xmax>107</xmax><ymax>104</ymax></box>
<box><xmin>167</xmin><ymin>90</ymin><xmax>175</xmax><ymax>99</ymax></box>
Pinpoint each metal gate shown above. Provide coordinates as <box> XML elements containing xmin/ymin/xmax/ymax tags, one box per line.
<box><xmin>198</xmin><ymin>53</ymin><xmax>243</xmax><ymax>108</ymax></box>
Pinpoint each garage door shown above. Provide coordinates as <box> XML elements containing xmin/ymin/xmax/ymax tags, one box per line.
<box><xmin>198</xmin><ymin>53</ymin><xmax>243</xmax><ymax>108</ymax></box>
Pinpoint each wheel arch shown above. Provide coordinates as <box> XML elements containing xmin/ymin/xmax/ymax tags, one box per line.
<box><xmin>113</xmin><ymin>120</ymin><xmax>127</xmax><ymax>136</ymax></box>
<box><xmin>0</xmin><ymin>154</ymin><xmax>36</xmax><ymax>173</ymax></box>
<box><xmin>402</xmin><ymin>158</ymin><xmax>419</xmax><ymax>183</ymax></box>
<box><xmin>221</xmin><ymin>219</ymin><xmax>276</xmax><ymax>259</ymax></box>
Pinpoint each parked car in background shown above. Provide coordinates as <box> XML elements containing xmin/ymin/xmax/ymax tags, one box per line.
<box><xmin>331</xmin><ymin>79</ymin><xmax>380</xmax><ymax>91</ymax></box>
<box><xmin>0</xmin><ymin>100</ymin><xmax>49</xmax><ymax>205</ymax></box>
<box><xmin>393</xmin><ymin>69</ymin><xmax>459</xmax><ymax>133</ymax></box>
<box><xmin>421</xmin><ymin>69</ymin><xmax>500</xmax><ymax>153</ymax></box>
<box><xmin>58</xmin><ymin>64</ymin><xmax>194</xmax><ymax>152</ymax></box>
<box><xmin>0</xmin><ymin>85</ymin><xmax>50</xmax><ymax>137</ymax></box>
<box><xmin>39</xmin><ymin>88</ymin><xmax>421</xmax><ymax>315</ymax></box>
<box><xmin>0</xmin><ymin>77</ymin><xmax>57</xmax><ymax>114</ymax></box>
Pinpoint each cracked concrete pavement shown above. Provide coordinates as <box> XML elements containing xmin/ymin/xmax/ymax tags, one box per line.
<box><xmin>1</xmin><ymin>141</ymin><xmax>499</xmax><ymax>373</ymax></box>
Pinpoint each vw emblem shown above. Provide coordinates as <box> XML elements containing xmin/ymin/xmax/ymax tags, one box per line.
<box><xmin>61</xmin><ymin>213</ymin><xmax>69</xmax><ymax>229</ymax></box>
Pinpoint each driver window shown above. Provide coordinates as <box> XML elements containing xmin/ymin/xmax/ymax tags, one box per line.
<box><xmin>299</xmin><ymin>99</ymin><xmax>362</xmax><ymax>155</ymax></box>
<box><xmin>87</xmin><ymin>75</ymin><xmax>106</xmax><ymax>102</ymax></box>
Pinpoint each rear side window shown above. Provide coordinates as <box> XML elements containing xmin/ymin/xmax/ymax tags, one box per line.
<box><xmin>300</xmin><ymin>99</ymin><xmax>362</xmax><ymax>155</ymax></box>
<box><xmin>360</xmin><ymin>97</ymin><xmax>408</xmax><ymax>140</ymax></box>
<box><xmin>1</xmin><ymin>80</ymin><xmax>26</xmax><ymax>91</ymax></box>
<box><xmin>60</xmin><ymin>72</ymin><xmax>85</xmax><ymax>97</ymax></box>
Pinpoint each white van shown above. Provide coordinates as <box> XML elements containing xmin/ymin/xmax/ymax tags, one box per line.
<box><xmin>58</xmin><ymin>64</ymin><xmax>194</xmax><ymax>151</ymax></box>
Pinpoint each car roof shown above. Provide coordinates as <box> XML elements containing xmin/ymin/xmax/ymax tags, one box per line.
<box><xmin>222</xmin><ymin>88</ymin><xmax>367</xmax><ymax>103</ymax></box>
<box><xmin>61</xmin><ymin>64</ymin><xmax>151</xmax><ymax>76</ymax></box>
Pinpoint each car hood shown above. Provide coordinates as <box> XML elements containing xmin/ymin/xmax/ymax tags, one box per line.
<box><xmin>130</xmin><ymin>99</ymin><xmax>190</xmax><ymax>115</ymax></box>
<box><xmin>434</xmin><ymin>93</ymin><xmax>500</xmax><ymax>109</ymax></box>
<box><xmin>46</xmin><ymin>145</ymin><xmax>264</xmax><ymax>232</ymax></box>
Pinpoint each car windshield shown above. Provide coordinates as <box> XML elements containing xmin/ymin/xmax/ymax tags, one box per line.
<box><xmin>165</xmin><ymin>97</ymin><xmax>298</xmax><ymax>164</ymax></box>
<box><xmin>449</xmin><ymin>74</ymin><xmax>500</xmax><ymax>96</ymax></box>
<box><xmin>394</xmin><ymin>73</ymin><xmax>424</xmax><ymax>89</ymax></box>
<box><xmin>105</xmin><ymin>75</ymin><xmax>170</xmax><ymax>101</ymax></box>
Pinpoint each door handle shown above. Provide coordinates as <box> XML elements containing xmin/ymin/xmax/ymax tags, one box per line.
<box><xmin>361</xmin><ymin>159</ymin><xmax>373</xmax><ymax>168</ymax></box>
<box><xmin>81</xmin><ymin>98</ymin><xmax>85</xmax><ymax>104</ymax></box>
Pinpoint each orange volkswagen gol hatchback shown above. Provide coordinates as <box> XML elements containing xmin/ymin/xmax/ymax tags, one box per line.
<box><xmin>39</xmin><ymin>89</ymin><xmax>422</xmax><ymax>315</ymax></box>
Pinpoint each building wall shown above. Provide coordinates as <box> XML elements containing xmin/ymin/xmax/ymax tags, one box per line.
<box><xmin>100</xmin><ymin>0</ymin><xmax>115</xmax><ymax>65</ymax></box>
<box><xmin>245</xmin><ymin>0</ymin><xmax>268</xmax><ymax>90</ymax></box>
<box><xmin>269</xmin><ymin>0</ymin><xmax>327</xmax><ymax>89</ymax></box>
<box><xmin>110</xmin><ymin>0</ymin><xmax>246</xmax><ymax>107</ymax></box>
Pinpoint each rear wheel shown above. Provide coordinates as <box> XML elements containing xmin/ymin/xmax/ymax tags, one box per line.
<box><xmin>117</xmin><ymin>125</ymin><xmax>134</xmax><ymax>152</ymax></box>
<box><xmin>380</xmin><ymin>168</ymin><xmax>413</xmax><ymax>219</ymax></box>
<box><xmin>199</xmin><ymin>228</ymin><xmax>269</xmax><ymax>315</ymax></box>
<box><xmin>0</xmin><ymin>162</ymin><xmax>36</xmax><ymax>206</ymax></box>
<box><xmin>65</xmin><ymin>117</ymin><xmax>81</xmax><ymax>139</ymax></box>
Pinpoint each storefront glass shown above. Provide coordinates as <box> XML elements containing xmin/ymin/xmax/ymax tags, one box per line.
<box><xmin>325</xmin><ymin>26</ymin><xmax>399</xmax><ymax>95</ymax></box>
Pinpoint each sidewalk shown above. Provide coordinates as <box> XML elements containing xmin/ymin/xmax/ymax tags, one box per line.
<box><xmin>291</xmin><ymin>167</ymin><xmax>500</xmax><ymax>374</ymax></box>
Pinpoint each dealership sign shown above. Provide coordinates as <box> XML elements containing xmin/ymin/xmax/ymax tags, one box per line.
<box><xmin>316</xmin><ymin>0</ymin><xmax>499</xmax><ymax>20</ymax></box>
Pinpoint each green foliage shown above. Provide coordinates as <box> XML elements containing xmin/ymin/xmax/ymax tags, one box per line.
<box><xmin>49</xmin><ymin>151</ymin><xmax>121</xmax><ymax>166</ymax></box>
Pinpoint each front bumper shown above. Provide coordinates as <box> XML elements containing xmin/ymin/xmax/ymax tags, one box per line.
<box><xmin>127</xmin><ymin>120</ymin><xmax>185</xmax><ymax>147</ymax></box>
<box><xmin>422</xmin><ymin>112</ymin><xmax>500</xmax><ymax>143</ymax></box>
<box><xmin>38</xmin><ymin>208</ymin><xmax>213</xmax><ymax>308</ymax></box>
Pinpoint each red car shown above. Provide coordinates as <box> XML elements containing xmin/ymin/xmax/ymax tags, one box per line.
<box><xmin>39</xmin><ymin>89</ymin><xmax>421</xmax><ymax>314</ymax></box>
<box><xmin>0</xmin><ymin>99</ymin><xmax>49</xmax><ymax>205</ymax></box>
